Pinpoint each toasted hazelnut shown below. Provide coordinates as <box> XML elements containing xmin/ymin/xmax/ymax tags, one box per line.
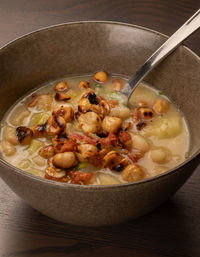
<box><xmin>112</xmin><ymin>78</ymin><xmax>123</xmax><ymax>91</ymax></box>
<box><xmin>153</xmin><ymin>98</ymin><xmax>170</xmax><ymax>114</ymax></box>
<box><xmin>46</xmin><ymin>116</ymin><xmax>66</xmax><ymax>136</ymax></box>
<box><xmin>16</xmin><ymin>126</ymin><xmax>33</xmax><ymax>145</ymax></box>
<box><xmin>102</xmin><ymin>116</ymin><xmax>122</xmax><ymax>133</ymax></box>
<box><xmin>78</xmin><ymin>81</ymin><xmax>90</xmax><ymax>90</ymax></box>
<box><xmin>139</xmin><ymin>107</ymin><xmax>154</xmax><ymax>119</ymax></box>
<box><xmin>55</xmin><ymin>92</ymin><xmax>71</xmax><ymax>101</ymax></box>
<box><xmin>54</xmin><ymin>81</ymin><xmax>70</xmax><ymax>92</ymax></box>
<box><xmin>78</xmin><ymin>112</ymin><xmax>101</xmax><ymax>133</ymax></box>
<box><xmin>93</xmin><ymin>71</ymin><xmax>108</xmax><ymax>83</ymax></box>
<box><xmin>39</xmin><ymin>145</ymin><xmax>55</xmax><ymax>159</ymax></box>
<box><xmin>53</xmin><ymin>106</ymin><xmax>74</xmax><ymax>122</ymax></box>
<box><xmin>46</xmin><ymin>166</ymin><xmax>67</xmax><ymax>179</ymax></box>
<box><xmin>76</xmin><ymin>144</ymin><xmax>98</xmax><ymax>162</ymax></box>
<box><xmin>122</xmin><ymin>164</ymin><xmax>145</xmax><ymax>182</ymax></box>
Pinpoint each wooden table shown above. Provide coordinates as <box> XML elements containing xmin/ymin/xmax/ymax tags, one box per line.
<box><xmin>0</xmin><ymin>1</ymin><xmax>199</xmax><ymax>256</ymax></box>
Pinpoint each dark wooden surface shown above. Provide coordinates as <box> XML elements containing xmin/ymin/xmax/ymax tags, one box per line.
<box><xmin>0</xmin><ymin>1</ymin><xmax>199</xmax><ymax>256</ymax></box>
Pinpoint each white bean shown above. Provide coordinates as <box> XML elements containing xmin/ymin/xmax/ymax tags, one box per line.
<box><xmin>0</xmin><ymin>141</ymin><xmax>16</xmax><ymax>156</ymax></box>
<box><xmin>3</xmin><ymin>126</ymin><xmax>18</xmax><ymax>145</ymax></box>
<box><xmin>10</xmin><ymin>109</ymin><xmax>30</xmax><ymax>126</ymax></box>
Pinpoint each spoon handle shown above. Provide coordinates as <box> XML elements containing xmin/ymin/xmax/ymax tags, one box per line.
<box><xmin>122</xmin><ymin>9</ymin><xmax>200</xmax><ymax>99</ymax></box>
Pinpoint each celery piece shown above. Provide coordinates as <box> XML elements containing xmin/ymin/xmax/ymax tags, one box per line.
<box><xmin>110</xmin><ymin>91</ymin><xmax>127</xmax><ymax>105</ymax></box>
<box><xmin>17</xmin><ymin>159</ymin><xmax>32</xmax><ymax>170</ymax></box>
<box><xmin>27</xmin><ymin>168</ymin><xmax>45</xmax><ymax>177</ymax></box>
<box><xmin>29</xmin><ymin>111</ymin><xmax>51</xmax><ymax>126</ymax></box>
<box><xmin>95</xmin><ymin>83</ymin><xmax>102</xmax><ymax>88</ymax></box>
<box><xmin>67</xmin><ymin>89</ymin><xmax>78</xmax><ymax>99</ymax></box>
<box><xmin>28</xmin><ymin>139</ymin><xmax>44</xmax><ymax>154</ymax></box>
<box><xmin>74</xmin><ymin>162</ymin><xmax>87</xmax><ymax>171</ymax></box>
<box><xmin>157</xmin><ymin>91</ymin><xmax>163</xmax><ymax>96</ymax></box>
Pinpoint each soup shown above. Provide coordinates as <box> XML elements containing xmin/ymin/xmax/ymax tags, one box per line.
<box><xmin>0</xmin><ymin>71</ymin><xmax>189</xmax><ymax>185</ymax></box>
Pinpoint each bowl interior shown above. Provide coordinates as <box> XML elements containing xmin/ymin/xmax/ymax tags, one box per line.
<box><xmin>0</xmin><ymin>21</ymin><xmax>199</xmax><ymax>162</ymax></box>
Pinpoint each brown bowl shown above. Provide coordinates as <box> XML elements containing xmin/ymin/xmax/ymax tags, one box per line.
<box><xmin>0</xmin><ymin>21</ymin><xmax>199</xmax><ymax>226</ymax></box>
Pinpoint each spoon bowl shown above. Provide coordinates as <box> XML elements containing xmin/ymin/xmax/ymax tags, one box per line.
<box><xmin>121</xmin><ymin>9</ymin><xmax>200</xmax><ymax>103</ymax></box>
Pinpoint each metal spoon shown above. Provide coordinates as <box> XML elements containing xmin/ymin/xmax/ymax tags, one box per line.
<box><xmin>121</xmin><ymin>9</ymin><xmax>200</xmax><ymax>103</ymax></box>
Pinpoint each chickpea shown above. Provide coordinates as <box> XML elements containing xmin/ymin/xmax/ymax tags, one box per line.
<box><xmin>153</xmin><ymin>98</ymin><xmax>170</xmax><ymax>114</ymax></box>
<box><xmin>3</xmin><ymin>126</ymin><xmax>18</xmax><ymax>145</ymax></box>
<box><xmin>93</xmin><ymin>71</ymin><xmax>108</xmax><ymax>83</ymax></box>
<box><xmin>122</xmin><ymin>164</ymin><xmax>145</xmax><ymax>182</ymax></box>
<box><xmin>53</xmin><ymin>106</ymin><xmax>74</xmax><ymax>122</ymax></box>
<box><xmin>16</xmin><ymin>126</ymin><xmax>33</xmax><ymax>145</ymax></box>
<box><xmin>102</xmin><ymin>116</ymin><xmax>122</xmax><ymax>133</ymax></box>
<box><xmin>110</xmin><ymin>106</ymin><xmax>131</xmax><ymax>119</ymax></box>
<box><xmin>78</xmin><ymin>112</ymin><xmax>101</xmax><ymax>133</ymax></box>
<box><xmin>54</xmin><ymin>81</ymin><xmax>70</xmax><ymax>92</ymax></box>
<box><xmin>131</xmin><ymin>134</ymin><xmax>149</xmax><ymax>153</ymax></box>
<box><xmin>76</xmin><ymin>144</ymin><xmax>98</xmax><ymax>162</ymax></box>
<box><xmin>112</xmin><ymin>78</ymin><xmax>123</xmax><ymax>91</ymax></box>
<box><xmin>39</xmin><ymin>145</ymin><xmax>55</xmax><ymax>159</ymax></box>
<box><xmin>0</xmin><ymin>141</ymin><xmax>16</xmax><ymax>156</ymax></box>
<box><xmin>78</xmin><ymin>81</ymin><xmax>90</xmax><ymax>90</ymax></box>
<box><xmin>53</xmin><ymin>152</ymin><xmax>77</xmax><ymax>169</ymax></box>
<box><xmin>46</xmin><ymin>166</ymin><xmax>67</xmax><ymax>179</ymax></box>
<box><xmin>150</xmin><ymin>147</ymin><xmax>170</xmax><ymax>164</ymax></box>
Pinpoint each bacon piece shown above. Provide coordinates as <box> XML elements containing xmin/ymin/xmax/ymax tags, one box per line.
<box><xmin>124</xmin><ymin>149</ymin><xmax>144</xmax><ymax>163</ymax></box>
<box><xmin>118</xmin><ymin>131</ymin><xmax>132</xmax><ymax>149</ymax></box>
<box><xmin>132</xmin><ymin>107</ymin><xmax>140</xmax><ymax>122</ymax></box>
<box><xmin>119</xmin><ymin>131</ymin><xmax>131</xmax><ymax>144</ymax></box>
<box><xmin>52</xmin><ymin>136</ymin><xmax>77</xmax><ymax>153</ymax></box>
<box><xmin>107</xmin><ymin>99</ymin><xmax>118</xmax><ymax>108</ymax></box>
<box><xmin>69</xmin><ymin>171</ymin><xmax>93</xmax><ymax>185</ymax></box>
<box><xmin>68</xmin><ymin>133</ymin><xmax>97</xmax><ymax>145</ymax></box>
<box><xmin>99</xmin><ymin>132</ymin><xmax>117</xmax><ymax>147</ymax></box>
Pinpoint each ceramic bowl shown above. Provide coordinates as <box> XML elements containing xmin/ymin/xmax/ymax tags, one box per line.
<box><xmin>0</xmin><ymin>22</ymin><xmax>199</xmax><ymax>226</ymax></box>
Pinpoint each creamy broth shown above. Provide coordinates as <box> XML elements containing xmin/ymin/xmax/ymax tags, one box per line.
<box><xmin>0</xmin><ymin>72</ymin><xmax>190</xmax><ymax>185</ymax></box>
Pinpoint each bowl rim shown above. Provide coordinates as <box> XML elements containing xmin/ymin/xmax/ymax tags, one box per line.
<box><xmin>0</xmin><ymin>20</ymin><xmax>199</xmax><ymax>190</ymax></box>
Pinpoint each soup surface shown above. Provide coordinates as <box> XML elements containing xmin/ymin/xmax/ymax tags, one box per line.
<box><xmin>0</xmin><ymin>71</ymin><xmax>189</xmax><ymax>185</ymax></box>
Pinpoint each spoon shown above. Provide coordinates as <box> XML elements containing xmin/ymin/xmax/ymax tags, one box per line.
<box><xmin>121</xmin><ymin>9</ymin><xmax>200</xmax><ymax>103</ymax></box>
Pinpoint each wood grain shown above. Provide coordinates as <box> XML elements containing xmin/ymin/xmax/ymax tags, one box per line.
<box><xmin>0</xmin><ymin>1</ymin><xmax>199</xmax><ymax>256</ymax></box>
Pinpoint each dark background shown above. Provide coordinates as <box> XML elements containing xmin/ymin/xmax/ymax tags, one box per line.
<box><xmin>0</xmin><ymin>1</ymin><xmax>199</xmax><ymax>256</ymax></box>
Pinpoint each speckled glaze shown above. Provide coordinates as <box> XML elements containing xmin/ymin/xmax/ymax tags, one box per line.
<box><xmin>0</xmin><ymin>22</ymin><xmax>199</xmax><ymax>226</ymax></box>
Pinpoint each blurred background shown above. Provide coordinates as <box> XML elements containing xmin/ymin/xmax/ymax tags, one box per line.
<box><xmin>0</xmin><ymin>0</ymin><xmax>199</xmax><ymax>55</ymax></box>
